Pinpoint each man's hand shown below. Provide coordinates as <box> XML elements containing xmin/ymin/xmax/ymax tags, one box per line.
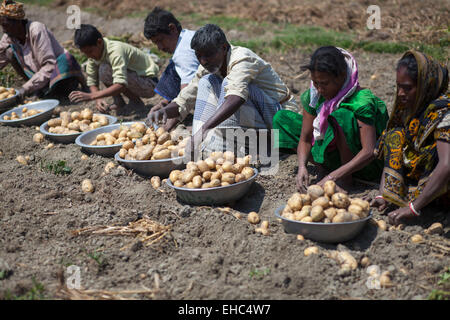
<box><xmin>16</xmin><ymin>87</ymin><xmax>26</xmax><ymax>103</ymax></box>
<box><xmin>146</xmin><ymin>106</ymin><xmax>169</xmax><ymax>127</ymax></box>
<box><xmin>95</xmin><ymin>99</ymin><xmax>109</xmax><ymax>113</ymax></box>
<box><xmin>69</xmin><ymin>91</ymin><xmax>93</xmax><ymax>104</ymax></box>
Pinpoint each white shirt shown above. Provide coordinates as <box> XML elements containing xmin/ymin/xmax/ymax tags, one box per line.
<box><xmin>172</xmin><ymin>29</ymin><xmax>199</xmax><ymax>85</ymax></box>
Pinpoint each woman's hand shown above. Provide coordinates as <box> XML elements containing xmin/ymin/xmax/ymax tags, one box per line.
<box><xmin>69</xmin><ymin>91</ymin><xmax>93</xmax><ymax>103</ymax></box>
<box><xmin>296</xmin><ymin>166</ymin><xmax>309</xmax><ymax>193</ymax></box>
<box><xmin>369</xmin><ymin>195</ymin><xmax>388</xmax><ymax>211</ymax></box>
<box><xmin>387</xmin><ymin>206</ymin><xmax>415</xmax><ymax>226</ymax></box>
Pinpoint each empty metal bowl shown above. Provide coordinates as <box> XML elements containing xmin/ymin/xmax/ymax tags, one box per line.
<box><xmin>0</xmin><ymin>99</ymin><xmax>59</xmax><ymax>127</ymax></box>
<box><xmin>166</xmin><ymin>168</ymin><xmax>258</xmax><ymax>206</ymax></box>
<box><xmin>0</xmin><ymin>88</ymin><xmax>19</xmax><ymax>113</ymax></box>
<box><xmin>40</xmin><ymin>114</ymin><xmax>117</xmax><ymax>144</ymax></box>
<box><xmin>75</xmin><ymin>121</ymin><xmax>146</xmax><ymax>157</ymax></box>
<box><xmin>275</xmin><ymin>205</ymin><xmax>372</xmax><ymax>243</ymax></box>
<box><xmin>114</xmin><ymin>151</ymin><xmax>186</xmax><ymax>178</ymax></box>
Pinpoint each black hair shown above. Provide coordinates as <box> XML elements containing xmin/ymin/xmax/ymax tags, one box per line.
<box><xmin>302</xmin><ymin>46</ymin><xmax>347</xmax><ymax>78</ymax></box>
<box><xmin>143</xmin><ymin>7</ymin><xmax>182</xmax><ymax>39</ymax></box>
<box><xmin>396</xmin><ymin>54</ymin><xmax>418</xmax><ymax>84</ymax></box>
<box><xmin>74</xmin><ymin>24</ymin><xmax>103</xmax><ymax>48</ymax></box>
<box><xmin>190</xmin><ymin>24</ymin><xmax>229</xmax><ymax>53</ymax></box>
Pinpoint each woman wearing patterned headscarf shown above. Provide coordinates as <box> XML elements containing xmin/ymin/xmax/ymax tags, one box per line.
<box><xmin>0</xmin><ymin>0</ymin><xmax>86</xmax><ymax>102</ymax></box>
<box><xmin>371</xmin><ymin>50</ymin><xmax>449</xmax><ymax>225</ymax></box>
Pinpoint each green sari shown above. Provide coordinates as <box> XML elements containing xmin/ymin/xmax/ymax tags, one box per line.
<box><xmin>273</xmin><ymin>88</ymin><xmax>389</xmax><ymax>181</ymax></box>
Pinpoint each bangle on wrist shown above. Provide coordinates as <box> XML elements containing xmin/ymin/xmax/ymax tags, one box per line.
<box><xmin>375</xmin><ymin>195</ymin><xmax>384</xmax><ymax>200</ymax></box>
<box><xmin>325</xmin><ymin>174</ymin><xmax>334</xmax><ymax>181</ymax></box>
<box><xmin>409</xmin><ymin>202</ymin><xmax>421</xmax><ymax>216</ymax></box>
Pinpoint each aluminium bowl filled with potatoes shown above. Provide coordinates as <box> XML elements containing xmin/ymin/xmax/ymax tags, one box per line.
<box><xmin>114</xmin><ymin>126</ymin><xmax>186</xmax><ymax>177</ymax></box>
<box><xmin>166</xmin><ymin>152</ymin><xmax>258</xmax><ymax>206</ymax></box>
<box><xmin>275</xmin><ymin>181</ymin><xmax>372</xmax><ymax>243</ymax></box>
<box><xmin>76</xmin><ymin>121</ymin><xmax>150</xmax><ymax>157</ymax></box>
<box><xmin>0</xmin><ymin>87</ymin><xmax>19</xmax><ymax>113</ymax></box>
<box><xmin>0</xmin><ymin>99</ymin><xmax>59</xmax><ymax>127</ymax></box>
<box><xmin>40</xmin><ymin>108</ymin><xmax>117</xmax><ymax>143</ymax></box>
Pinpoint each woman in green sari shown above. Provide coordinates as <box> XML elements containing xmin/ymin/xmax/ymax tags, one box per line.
<box><xmin>370</xmin><ymin>50</ymin><xmax>449</xmax><ymax>225</ymax></box>
<box><xmin>273</xmin><ymin>46</ymin><xmax>388</xmax><ymax>192</ymax></box>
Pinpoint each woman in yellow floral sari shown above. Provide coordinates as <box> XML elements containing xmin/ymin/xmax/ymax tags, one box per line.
<box><xmin>371</xmin><ymin>50</ymin><xmax>449</xmax><ymax>225</ymax></box>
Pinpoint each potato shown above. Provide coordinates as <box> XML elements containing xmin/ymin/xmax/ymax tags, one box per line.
<box><xmin>299</xmin><ymin>193</ymin><xmax>311</xmax><ymax>206</ymax></box>
<box><xmin>294</xmin><ymin>210</ymin><xmax>310</xmax><ymax>221</ymax></box>
<box><xmin>169</xmin><ymin>170</ymin><xmax>182</xmax><ymax>183</ymax></box>
<box><xmin>324</xmin><ymin>207</ymin><xmax>337</xmax><ymax>220</ymax></box>
<box><xmin>185</xmin><ymin>182</ymin><xmax>195</xmax><ymax>189</ymax></box>
<box><xmin>210</xmin><ymin>179</ymin><xmax>221</xmax><ymax>187</ymax></box>
<box><xmin>221</xmin><ymin>161</ymin><xmax>234</xmax><ymax>173</ymax></box>
<box><xmin>201</xmin><ymin>183</ymin><xmax>211</xmax><ymax>189</ymax></box>
<box><xmin>202</xmin><ymin>171</ymin><xmax>213</xmax><ymax>181</ymax></box>
<box><xmin>121</xmin><ymin>140</ymin><xmax>134</xmax><ymax>151</ymax></box>
<box><xmin>247</xmin><ymin>211</ymin><xmax>260</xmax><ymax>224</ymax></box>
<box><xmin>155</xmin><ymin>127</ymin><xmax>166</xmax><ymax>138</ymax></box>
<box><xmin>16</xmin><ymin>155</ymin><xmax>28</xmax><ymax>165</ymax></box>
<box><xmin>81</xmin><ymin>179</ymin><xmax>95</xmax><ymax>193</ymax></box>
<box><xmin>33</xmin><ymin>133</ymin><xmax>44</xmax><ymax>143</ymax></box>
<box><xmin>209</xmin><ymin>151</ymin><xmax>223</xmax><ymax>161</ymax></box>
<box><xmin>331</xmin><ymin>193</ymin><xmax>350</xmax><ymax>209</ymax></box>
<box><xmin>221</xmin><ymin>182</ymin><xmax>231</xmax><ymax>187</ymax></box>
<box><xmin>323</xmin><ymin>180</ymin><xmax>336</xmax><ymax>196</ymax></box>
<box><xmin>192</xmin><ymin>175</ymin><xmax>203</xmax><ymax>189</ymax></box>
<box><xmin>3</xmin><ymin>115</ymin><xmax>10</xmax><ymax>120</ymax></box>
<box><xmin>307</xmin><ymin>185</ymin><xmax>324</xmax><ymax>200</ymax></box>
<box><xmin>282</xmin><ymin>205</ymin><xmax>293</xmax><ymax>214</ymax></box>
<box><xmin>300</xmin><ymin>205</ymin><xmax>312</xmax><ymax>216</ymax></box>
<box><xmin>348</xmin><ymin>204</ymin><xmax>363</xmax><ymax>217</ymax></box>
<box><xmin>196</xmin><ymin>160</ymin><xmax>209</xmax><ymax>173</ymax></box>
<box><xmin>350</xmin><ymin>198</ymin><xmax>370</xmax><ymax>213</ymax></box>
<box><xmin>350</xmin><ymin>213</ymin><xmax>360</xmax><ymax>221</ymax></box>
<box><xmin>234</xmin><ymin>173</ymin><xmax>245</xmax><ymax>183</ymax></box>
<box><xmin>178</xmin><ymin>148</ymin><xmax>185</xmax><ymax>157</ymax></box>
<box><xmin>287</xmin><ymin>193</ymin><xmax>303</xmax><ymax>211</ymax></box>
<box><xmin>215</xmin><ymin>157</ymin><xmax>225</xmax><ymax>166</ymax></box>
<box><xmin>221</xmin><ymin>172</ymin><xmax>235</xmax><ymax>184</ymax></box>
<box><xmin>232</xmin><ymin>163</ymin><xmax>244</xmax><ymax>174</ymax></box>
<box><xmin>136</xmin><ymin>145</ymin><xmax>154</xmax><ymax>160</ymax></box>
<box><xmin>67</xmin><ymin>122</ymin><xmax>80</xmax><ymax>131</ymax></box>
<box><xmin>81</xmin><ymin>108</ymin><xmax>93</xmax><ymax>120</ymax></box>
<box><xmin>210</xmin><ymin>171</ymin><xmax>222</xmax><ymax>181</ymax></box>
<box><xmin>133</xmin><ymin>122</ymin><xmax>147</xmax><ymax>134</ymax></box>
<box><xmin>89</xmin><ymin>122</ymin><xmax>101</xmax><ymax>130</ymax></box>
<box><xmin>153</xmin><ymin>149</ymin><xmax>171</xmax><ymax>160</ymax></box>
<box><xmin>310</xmin><ymin>205</ymin><xmax>325</xmax><ymax>222</ymax></box>
<box><xmin>332</xmin><ymin>211</ymin><xmax>352</xmax><ymax>223</ymax></box>
<box><xmin>97</xmin><ymin>115</ymin><xmax>109</xmax><ymax>126</ymax></box>
<box><xmin>157</xmin><ymin>132</ymin><xmax>171</xmax><ymax>145</ymax></box>
<box><xmin>283</xmin><ymin>212</ymin><xmax>295</xmax><ymax>220</ymax></box>
<box><xmin>174</xmin><ymin>180</ymin><xmax>184</xmax><ymax>188</ymax></box>
<box><xmin>48</xmin><ymin>118</ymin><xmax>62</xmax><ymax>127</ymax></box>
<box><xmin>410</xmin><ymin>234</ymin><xmax>423</xmax><ymax>243</ymax></box>
<box><xmin>182</xmin><ymin>170</ymin><xmax>196</xmax><ymax>183</ymax></box>
<box><xmin>127</xmin><ymin>130</ymin><xmax>143</xmax><ymax>139</ymax></box>
<box><xmin>118</xmin><ymin>148</ymin><xmax>127</xmax><ymax>159</ymax></box>
<box><xmin>205</xmin><ymin>158</ymin><xmax>216</xmax><ymax>170</ymax></box>
<box><xmin>135</xmin><ymin>140</ymin><xmax>144</xmax><ymax>148</ymax></box>
<box><xmin>71</xmin><ymin>111</ymin><xmax>81</xmax><ymax>121</ymax></box>
<box><xmin>223</xmin><ymin>151</ymin><xmax>235</xmax><ymax>162</ymax></box>
<box><xmin>311</xmin><ymin>196</ymin><xmax>330</xmax><ymax>209</ymax></box>
<box><xmin>241</xmin><ymin>167</ymin><xmax>254</xmax><ymax>180</ymax></box>
<box><xmin>151</xmin><ymin>176</ymin><xmax>161</xmax><ymax>189</ymax></box>
<box><xmin>304</xmin><ymin>246</ymin><xmax>319</xmax><ymax>256</ymax></box>
<box><xmin>301</xmin><ymin>216</ymin><xmax>313</xmax><ymax>223</ymax></box>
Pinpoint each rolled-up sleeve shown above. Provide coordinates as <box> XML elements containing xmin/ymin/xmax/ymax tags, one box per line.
<box><xmin>86</xmin><ymin>59</ymin><xmax>99</xmax><ymax>87</ymax></box>
<box><xmin>172</xmin><ymin>65</ymin><xmax>208</xmax><ymax>121</ymax></box>
<box><xmin>223</xmin><ymin>56</ymin><xmax>260</xmax><ymax>101</ymax></box>
<box><xmin>0</xmin><ymin>34</ymin><xmax>13</xmax><ymax>70</ymax></box>
<box><xmin>22</xmin><ymin>24</ymin><xmax>57</xmax><ymax>93</ymax></box>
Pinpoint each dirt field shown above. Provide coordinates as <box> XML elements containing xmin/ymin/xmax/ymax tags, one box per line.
<box><xmin>0</xmin><ymin>2</ymin><xmax>449</xmax><ymax>300</ymax></box>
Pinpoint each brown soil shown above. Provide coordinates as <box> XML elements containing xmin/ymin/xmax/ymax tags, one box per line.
<box><xmin>0</xmin><ymin>3</ymin><xmax>449</xmax><ymax>300</ymax></box>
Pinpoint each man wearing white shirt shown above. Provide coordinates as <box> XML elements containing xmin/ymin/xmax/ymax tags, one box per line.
<box><xmin>144</xmin><ymin>7</ymin><xmax>200</xmax><ymax>131</ymax></box>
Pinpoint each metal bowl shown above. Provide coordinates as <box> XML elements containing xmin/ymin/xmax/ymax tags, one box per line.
<box><xmin>40</xmin><ymin>114</ymin><xmax>117</xmax><ymax>144</ymax></box>
<box><xmin>275</xmin><ymin>205</ymin><xmax>372</xmax><ymax>243</ymax></box>
<box><xmin>114</xmin><ymin>151</ymin><xmax>186</xmax><ymax>178</ymax></box>
<box><xmin>75</xmin><ymin>121</ymin><xmax>146</xmax><ymax>157</ymax></box>
<box><xmin>0</xmin><ymin>99</ymin><xmax>59</xmax><ymax>127</ymax></box>
<box><xmin>0</xmin><ymin>88</ymin><xmax>19</xmax><ymax>113</ymax></box>
<box><xmin>166</xmin><ymin>168</ymin><xmax>258</xmax><ymax>206</ymax></box>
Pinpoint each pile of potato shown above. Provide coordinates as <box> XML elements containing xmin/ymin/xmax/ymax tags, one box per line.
<box><xmin>89</xmin><ymin>122</ymin><xmax>148</xmax><ymax>146</ymax></box>
<box><xmin>47</xmin><ymin>108</ymin><xmax>109</xmax><ymax>134</ymax></box>
<box><xmin>0</xmin><ymin>87</ymin><xmax>16</xmax><ymax>100</ymax></box>
<box><xmin>281</xmin><ymin>181</ymin><xmax>370</xmax><ymax>223</ymax></box>
<box><xmin>118</xmin><ymin>126</ymin><xmax>188</xmax><ymax>160</ymax></box>
<box><xmin>169</xmin><ymin>151</ymin><xmax>254</xmax><ymax>189</ymax></box>
<box><xmin>3</xmin><ymin>107</ymin><xmax>43</xmax><ymax>120</ymax></box>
